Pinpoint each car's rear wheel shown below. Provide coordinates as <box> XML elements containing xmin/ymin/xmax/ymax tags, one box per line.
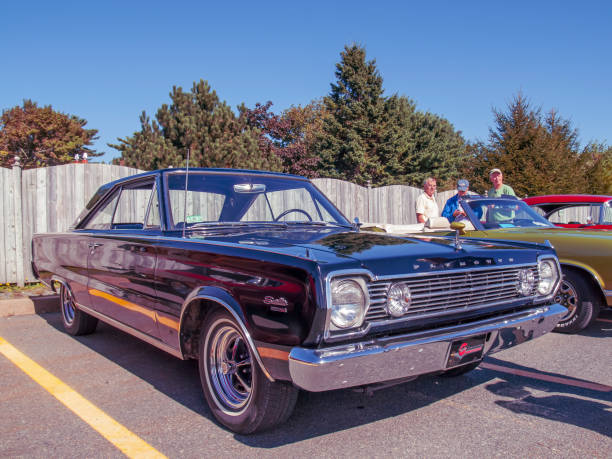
<box><xmin>554</xmin><ymin>270</ymin><xmax>600</xmax><ymax>334</ymax></box>
<box><xmin>198</xmin><ymin>309</ymin><xmax>298</xmax><ymax>434</ymax></box>
<box><xmin>59</xmin><ymin>284</ymin><xmax>98</xmax><ymax>336</ymax></box>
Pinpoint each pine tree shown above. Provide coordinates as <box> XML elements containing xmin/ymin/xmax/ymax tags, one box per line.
<box><xmin>582</xmin><ymin>144</ymin><xmax>612</xmax><ymax>194</ymax></box>
<box><xmin>0</xmin><ymin>100</ymin><xmax>100</xmax><ymax>168</ymax></box>
<box><xmin>464</xmin><ymin>94</ymin><xmax>592</xmax><ymax>196</ymax></box>
<box><xmin>111</xmin><ymin>80</ymin><xmax>282</xmax><ymax>171</ymax></box>
<box><xmin>316</xmin><ymin>45</ymin><xmax>388</xmax><ymax>184</ymax></box>
<box><xmin>315</xmin><ymin>45</ymin><xmax>465</xmax><ymax>186</ymax></box>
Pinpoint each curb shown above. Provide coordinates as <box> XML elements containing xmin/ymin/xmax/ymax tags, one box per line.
<box><xmin>0</xmin><ymin>295</ymin><xmax>60</xmax><ymax>318</ymax></box>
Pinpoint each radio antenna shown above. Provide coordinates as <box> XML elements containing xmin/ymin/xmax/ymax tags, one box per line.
<box><xmin>182</xmin><ymin>147</ymin><xmax>190</xmax><ymax>238</ymax></box>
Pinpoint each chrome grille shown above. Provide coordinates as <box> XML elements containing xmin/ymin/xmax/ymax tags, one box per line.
<box><xmin>366</xmin><ymin>265</ymin><xmax>539</xmax><ymax>323</ymax></box>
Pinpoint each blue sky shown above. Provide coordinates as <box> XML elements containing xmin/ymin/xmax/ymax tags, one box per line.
<box><xmin>4</xmin><ymin>1</ymin><xmax>611</xmax><ymax>163</ymax></box>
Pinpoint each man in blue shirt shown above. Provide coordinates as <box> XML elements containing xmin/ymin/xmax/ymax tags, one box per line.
<box><xmin>442</xmin><ymin>179</ymin><xmax>473</xmax><ymax>223</ymax></box>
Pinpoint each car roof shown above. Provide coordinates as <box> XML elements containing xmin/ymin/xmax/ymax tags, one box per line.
<box><xmin>523</xmin><ymin>195</ymin><xmax>612</xmax><ymax>205</ymax></box>
<box><xmin>461</xmin><ymin>195</ymin><xmax>520</xmax><ymax>201</ymax></box>
<box><xmin>102</xmin><ymin>168</ymin><xmax>308</xmax><ymax>189</ymax></box>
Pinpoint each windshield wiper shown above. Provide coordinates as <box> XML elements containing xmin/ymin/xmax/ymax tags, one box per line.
<box><xmin>189</xmin><ymin>222</ymin><xmax>250</xmax><ymax>229</ymax></box>
<box><xmin>186</xmin><ymin>222</ymin><xmax>289</xmax><ymax>234</ymax></box>
<box><xmin>284</xmin><ymin>221</ymin><xmax>352</xmax><ymax>228</ymax></box>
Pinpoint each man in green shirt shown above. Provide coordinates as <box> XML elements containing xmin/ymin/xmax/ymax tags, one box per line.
<box><xmin>487</xmin><ymin>168</ymin><xmax>516</xmax><ymax>223</ymax></box>
<box><xmin>487</xmin><ymin>168</ymin><xmax>516</xmax><ymax>198</ymax></box>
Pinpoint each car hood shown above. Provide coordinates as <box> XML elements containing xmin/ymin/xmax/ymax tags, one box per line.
<box><xmin>473</xmin><ymin>226</ymin><xmax>612</xmax><ymax>274</ymax></box>
<box><xmin>479</xmin><ymin>226</ymin><xmax>612</xmax><ymax>243</ymax></box>
<box><xmin>189</xmin><ymin>227</ymin><xmax>551</xmax><ymax>276</ymax></box>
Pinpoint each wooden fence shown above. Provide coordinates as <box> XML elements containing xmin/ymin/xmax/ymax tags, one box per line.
<box><xmin>0</xmin><ymin>164</ymin><xmax>454</xmax><ymax>285</ymax></box>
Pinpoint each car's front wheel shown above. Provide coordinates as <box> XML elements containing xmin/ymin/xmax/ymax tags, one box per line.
<box><xmin>554</xmin><ymin>270</ymin><xmax>600</xmax><ymax>334</ymax></box>
<box><xmin>198</xmin><ymin>309</ymin><xmax>298</xmax><ymax>434</ymax></box>
<box><xmin>59</xmin><ymin>284</ymin><xmax>98</xmax><ymax>336</ymax></box>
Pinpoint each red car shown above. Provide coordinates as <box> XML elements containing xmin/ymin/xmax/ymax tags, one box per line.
<box><xmin>524</xmin><ymin>195</ymin><xmax>612</xmax><ymax>230</ymax></box>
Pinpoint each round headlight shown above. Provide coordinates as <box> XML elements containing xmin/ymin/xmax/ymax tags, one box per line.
<box><xmin>386</xmin><ymin>283</ymin><xmax>412</xmax><ymax>317</ymax></box>
<box><xmin>330</xmin><ymin>279</ymin><xmax>366</xmax><ymax>329</ymax></box>
<box><xmin>517</xmin><ymin>269</ymin><xmax>536</xmax><ymax>296</ymax></box>
<box><xmin>537</xmin><ymin>259</ymin><xmax>558</xmax><ymax>295</ymax></box>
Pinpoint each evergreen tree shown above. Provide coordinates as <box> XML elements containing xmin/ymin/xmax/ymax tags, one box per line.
<box><xmin>316</xmin><ymin>44</ymin><xmax>388</xmax><ymax>184</ymax></box>
<box><xmin>111</xmin><ymin>80</ymin><xmax>281</xmax><ymax>171</ymax></box>
<box><xmin>315</xmin><ymin>44</ymin><xmax>465</xmax><ymax>186</ymax></box>
<box><xmin>0</xmin><ymin>100</ymin><xmax>100</xmax><ymax>168</ymax></box>
<box><xmin>464</xmin><ymin>94</ymin><xmax>592</xmax><ymax>196</ymax></box>
<box><xmin>391</xmin><ymin>104</ymin><xmax>466</xmax><ymax>188</ymax></box>
<box><xmin>582</xmin><ymin>144</ymin><xmax>612</xmax><ymax>194</ymax></box>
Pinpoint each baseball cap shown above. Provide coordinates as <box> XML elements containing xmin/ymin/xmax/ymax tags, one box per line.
<box><xmin>489</xmin><ymin>168</ymin><xmax>502</xmax><ymax>175</ymax></box>
<box><xmin>457</xmin><ymin>179</ymin><xmax>469</xmax><ymax>191</ymax></box>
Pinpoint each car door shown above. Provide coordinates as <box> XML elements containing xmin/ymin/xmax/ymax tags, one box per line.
<box><xmin>82</xmin><ymin>178</ymin><xmax>161</xmax><ymax>337</ymax></box>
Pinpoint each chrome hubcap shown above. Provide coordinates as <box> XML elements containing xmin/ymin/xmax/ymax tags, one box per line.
<box><xmin>61</xmin><ymin>287</ymin><xmax>76</xmax><ymax>325</ymax></box>
<box><xmin>208</xmin><ymin>325</ymin><xmax>252</xmax><ymax>412</ymax></box>
<box><xmin>555</xmin><ymin>279</ymin><xmax>578</xmax><ymax>321</ymax></box>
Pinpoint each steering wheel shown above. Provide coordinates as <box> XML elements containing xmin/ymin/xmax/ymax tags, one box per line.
<box><xmin>274</xmin><ymin>208</ymin><xmax>313</xmax><ymax>222</ymax></box>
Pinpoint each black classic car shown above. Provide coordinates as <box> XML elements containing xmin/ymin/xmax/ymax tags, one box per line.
<box><xmin>32</xmin><ymin>169</ymin><xmax>567</xmax><ymax>433</ymax></box>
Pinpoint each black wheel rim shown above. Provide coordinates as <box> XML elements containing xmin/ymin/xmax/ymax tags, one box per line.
<box><xmin>208</xmin><ymin>324</ymin><xmax>252</xmax><ymax>413</ymax></box>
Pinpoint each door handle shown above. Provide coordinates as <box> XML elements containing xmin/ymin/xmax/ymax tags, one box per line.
<box><xmin>88</xmin><ymin>242</ymin><xmax>103</xmax><ymax>249</ymax></box>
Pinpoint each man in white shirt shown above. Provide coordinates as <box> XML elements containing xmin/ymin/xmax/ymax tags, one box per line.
<box><xmin>415</xmin><ymin>177</ymin><xmax>439</xmax><ymax>223</ymax></box>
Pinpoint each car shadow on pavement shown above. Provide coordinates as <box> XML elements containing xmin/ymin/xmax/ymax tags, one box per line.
<box><xmin>42</xmin><ymin>312</ymin><xmax>208</xmax><ymax>417</ymax></box>
<box><xmin>41</xmin><ymin>311</ymin><xmax>611</xmax><ymax>445</ymax></box>
<box><xmin>480</xmin><ymin>356</ymin><xmax>612</xmax><ymax>439</ymax></box>
<box><xmin>577</xmin><ymin>308</ymin><xmax>612</xmax><ymax>338</ymax></box>
<box><xmin>40</xmin><ymin>312</ymin><xmax>486</xmax><ymax>444</ymax></box>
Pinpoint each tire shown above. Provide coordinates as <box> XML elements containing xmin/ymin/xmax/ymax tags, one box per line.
<box><xmin>199</xmin><ymin>310</ymin><xmax>298</xmax><ymax>434</ymax></box>
<box><xmin>59</xmin><ymin>284</ymin><xmax>98</xmax><ymax>336</ymax></box>
<box><xmin>440</xmin><ymin>361</ymin><xmax>481</xmax><ymax>377</ymax></box>
<box><xmin>553</xmin><ymin>270</ymin><xmax>601</xmax><ymax>334</ymax></box>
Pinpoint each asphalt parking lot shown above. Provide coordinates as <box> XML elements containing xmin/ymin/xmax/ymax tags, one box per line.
<box><xmin>1</xmin><ymin>309</ymin><xmax>611</xmax><ymax>458</ymax></box>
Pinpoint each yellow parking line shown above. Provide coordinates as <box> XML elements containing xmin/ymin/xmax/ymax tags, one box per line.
<box><xmin>0</xmin><ymin>336</ymin><xmax>167</xmax><ymax>459</ymax></box>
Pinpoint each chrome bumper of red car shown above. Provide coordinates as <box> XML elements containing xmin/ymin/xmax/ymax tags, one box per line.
<box><xmin>288</xmin><ymin>304</ymin><xmax>566</xmax><ymax>392</ymax></box>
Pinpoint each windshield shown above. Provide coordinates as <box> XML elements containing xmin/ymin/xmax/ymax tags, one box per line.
<box><xmin>164</xmin><ymin>172</ymin><xmax>350</xmax><ymax>230</ymax></box>
<box><xmin>464</xmin><ymin>199</ymin><xmax>555</xmax><ymax>230</ymax></box>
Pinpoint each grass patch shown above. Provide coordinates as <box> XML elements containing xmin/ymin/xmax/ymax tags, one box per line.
<box><xmin>0</xmin><ymin>282</ymin><xmax>54</xmax><ymax>298</ymax></box>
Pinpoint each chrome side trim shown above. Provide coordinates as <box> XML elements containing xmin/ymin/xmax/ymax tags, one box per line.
<box><xmin>51</xmin><ymin>278</ymin><xmax>182</xmax><ymax>359</ymax></box>
<box><xmin>41</xmin><ymin>278</ymin><xmax>56</xmax><ymax>292</ymax></box>
<box><xmin>604</xmin><ymin>290</ymin><xmax>612</xmax><ymax>306</ymax></box>
<box><xmin>50</xmin><ymin>277</ymin><xmax>72</xmax><ymax>295</ymax></box>
<box><xmin>179</xmin><ymin>293</ymin><xmax>275</xmax><ymax>382</ymax></box>
<box><xmin>289</xmin><ymin>303</ymin><xmax>567</xmax><ymax>392</ymax></box>
<box><xmin>76</xmin><ymin>303</ymin><xmax>184</xmax><ymax>359</ymax></box>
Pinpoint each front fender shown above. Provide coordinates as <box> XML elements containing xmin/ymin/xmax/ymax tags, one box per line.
<box><xmin>179</xmin><ymin>285</ymin><xmax>274</xmax><ymax>382</ymax></box>
<box><xmin>559</xmin><ymin>259</ymin><xmax>605</xmax><ymax>292</ymax></box>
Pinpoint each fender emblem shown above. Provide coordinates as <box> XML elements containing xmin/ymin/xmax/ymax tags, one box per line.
<box><xmin>264</xmin><ymin>296</ymin><xmax>288</xmax><ymax>307</ymax></box>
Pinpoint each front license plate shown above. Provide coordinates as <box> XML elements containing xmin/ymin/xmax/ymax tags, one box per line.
<box><xmin>446</xmin><ymin>335</ymin><xmax>486</xmax><ymax>368</ymax></box>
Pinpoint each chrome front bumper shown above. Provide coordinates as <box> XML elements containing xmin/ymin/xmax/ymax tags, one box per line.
<box><xmin>288</xmin><ymin>303</ymin><xmax>567</xmax><ymax>392</ymax></box>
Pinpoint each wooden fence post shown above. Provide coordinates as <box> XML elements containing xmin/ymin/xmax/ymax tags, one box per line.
<box><xmin>12</xmin><ymin>159</ymin><xmax>25</xmax><ymax>286</ymax></box>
